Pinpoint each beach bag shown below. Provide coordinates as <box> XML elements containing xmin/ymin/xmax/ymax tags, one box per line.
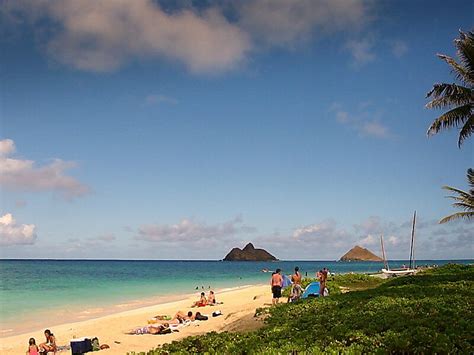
<box><xmin>70</xmin><ymin>337</ymin><xmax>93</xmax><ymax>354</ymax></box>
<box><xmin>195</xmin><ymin>312</ymin><xmax>208</xmax><ymax>321</ymax></box>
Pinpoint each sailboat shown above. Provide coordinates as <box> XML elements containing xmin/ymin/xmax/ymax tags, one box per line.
<box><xmin>381</xmin><ymin>211</ymin><xmax>417</xmax><ymax>276</ymax></box>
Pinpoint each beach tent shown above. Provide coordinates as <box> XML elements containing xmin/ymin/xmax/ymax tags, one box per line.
<box><xmin>302</xmin><ymin>282</ymin><xmax>320</xmax><ymax>298</ymax></box>
<box><xmin>282</xmin><ymin>274</ymin><xmax>292</xmax><ymax>288</ymax></box>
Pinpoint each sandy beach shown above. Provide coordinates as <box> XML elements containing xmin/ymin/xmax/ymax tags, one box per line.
<box><xmin>0</xmin><ymin>284</ymin><xmax>270</xmax><ymax>354</ymax></box>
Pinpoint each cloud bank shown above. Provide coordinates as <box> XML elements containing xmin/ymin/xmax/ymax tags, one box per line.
<box><xmin>0</xmin><ymin>138</ymin><xmax>89</xmax><ymax>199</ymax></box>
<box><xmin>2</xmin><ymin>0</ymin><xmax>371</xmax><ymax>73</ymax></box>
<box><xmin>0</xmin><ymin>213</ymin><xmax>37</xmax><ymax>246</ymax></box>
<box><xmin>136</xmin><ymin>215</ymin><xmax>256</xmax><ymax>245</ymax></box>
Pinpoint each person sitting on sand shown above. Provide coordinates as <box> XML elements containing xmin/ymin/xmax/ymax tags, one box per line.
<box><xmin>192</xmin><ymin>292</ymin><xmax>208</xmax><ymax>307</ymax></box>
<box><xmin>26</xmin><ymin>338</ymin><xmax>39</xmax><ymax>355</ymax></box>
<box><xmin>39</xmin><ymin>329</ymin><xmax>56</xmax><ymax>353</ymax></box>
<box><xmin>208</xmin><ymin>290</ymin><xmax>216</xmax><ymax>304</ymax></box>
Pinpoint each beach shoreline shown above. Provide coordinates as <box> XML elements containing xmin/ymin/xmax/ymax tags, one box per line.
<box><xmin>0</xmin><ymin>284</ymin><xmax>270</xmax><ymax>354</ymax></box>
<box><xmin>0</xmin><ymin>282</ymin><xmax>259</xmax><ymax>338</ymax></box>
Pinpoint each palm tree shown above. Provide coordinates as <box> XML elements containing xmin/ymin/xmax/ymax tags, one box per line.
<box><xmin>439</xmin><ymin>168</ymin><xmax>474</xmax><ymax>223</ymax></box>
<box><xmin>426</xmin><ymin>30</ymin><xmax>474</xmax><ymax>147</ymax></box>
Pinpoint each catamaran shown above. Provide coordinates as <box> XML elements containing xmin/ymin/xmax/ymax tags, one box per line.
<box><xmin>380</xmin><ymin>211</ymin><xmax>417</xmax><ymax>276</ymax></box>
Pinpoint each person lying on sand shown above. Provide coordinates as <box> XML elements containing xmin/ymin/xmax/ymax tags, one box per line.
<box><xmin>126</xmin><ymin>323</ymin><xmax>172</xmax><ymax>335</ymax></box>
<box><xmin>149</xmin><ymin>311</ymin><xmax>195</xmax><ymax>325</ymax></box>
<box><xmin>191</xmin><ymin>292</ymin><xmax>208</xmax><ymax>307</ymax></box>
<box><xmin>39</xmin><ymin>329</ymin><xmax>56</xmax><ymax>353</ymax></box>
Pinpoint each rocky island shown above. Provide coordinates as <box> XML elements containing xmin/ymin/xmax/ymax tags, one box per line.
<box><xmin>339</xmin><ymin>245</ymin><xmax>383</xmax><ymax>262</ymax></box>
<box><xmin>223</xmin><ymin>243</ymin><xmax>278</xmax><ymax>261</ymax></box>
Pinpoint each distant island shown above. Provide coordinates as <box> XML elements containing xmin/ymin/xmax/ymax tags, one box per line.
<box><xmin>223</xmin><ymin>243</ymin><xmax>278</xmax><ymax>261</ymax></box>
<box><xmin>340</xmin><ymin>245</ymin><xmax>383</xmax><ymax>262</ymax></box>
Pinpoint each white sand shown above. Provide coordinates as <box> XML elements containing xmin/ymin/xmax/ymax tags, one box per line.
<box><xmin>0</xmin><ymin>284</ymin><xmax>272</xmax><ymax>354</ymax></box>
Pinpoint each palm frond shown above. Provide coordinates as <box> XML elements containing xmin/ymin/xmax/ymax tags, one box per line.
<box><xmin>425</xmin><ymin>83</ymin><xmax>473</xmax><ymax>109</ymax></box>
<box><xmin>437</xmin><ymin>54</ymin><xmax>474</xmax><ymax>85</ymax></box>
<box><xmin>452</xmin><ymin>202</ymin><xmax>474</xmax><ymax>211</ymax></box>
<box><xmin>439</xmin><ymin>211</ymin><xmax>474</xmax><ymax>224</ymax></box>
<box><xmin>427</xmin><ymin>105</ymin><xmax>472</xmax><ymax>136</ymax></box>
<box><xmin>458</xmin><ymin>114</ymin><xmax>474</xmax><ymax>147</ymax></box>
<box><xmin>455</xmin><ymin>31</ymin><xmax>474</xmax><ymax>81</ymax></box>
<box><xmin>442</xmin><ymin>185</ymin><xmax>471</xmax><ymax>199</ymax></box>
<box><xmin>468</xmin><ymin>168</ymin><xmax>474</xmax><ymax>187</ymax></box>
<box><xmin>440</xmin><ymin>168</ymin><xmax>474</xmax><ymax>224</ymax></box>
<box><xmin>426</xmin><ymin>31</ymin><xmax>474</xmax><ymax>147</ymax></box>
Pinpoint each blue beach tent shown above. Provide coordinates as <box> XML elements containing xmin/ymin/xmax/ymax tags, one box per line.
<box><xmin>302</xmin><ymin>281</ymin><xmax>320</xmax><ymax>298</ymax></box>
<box><xmin>281</xmin><ymin>274</ymin><xmax>292</xmax><ymax>288</ymax></box>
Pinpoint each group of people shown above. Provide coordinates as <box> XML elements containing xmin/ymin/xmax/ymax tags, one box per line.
<box><xmin>26</xmin><ymin>329</ymin><xmax>55</xmax><ymax>355</ymax></box>
<box><xmin>126</xmin><ymin>290</ymin><xmax>221</xmax><ymax>335</ymax></box>
<box><xmin>270</xmin><ymin>267</ymin><xmax>330</xmax><ymax>305</ymax></box>
<box><xmin>191</xmin><ymin>290</ymin><xmax>217</xmax><ymax>307</ymax></box>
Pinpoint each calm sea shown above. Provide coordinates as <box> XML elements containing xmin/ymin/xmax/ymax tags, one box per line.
<box><xmin>0</xmin><ymin>259</ymin><xmax>471</xmax><ymax>335</ymax></box>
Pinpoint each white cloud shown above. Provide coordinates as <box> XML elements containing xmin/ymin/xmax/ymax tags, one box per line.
<box><xmin>136</xmin><ymin>215</ymin><xmax>256</xmax><ymax>244</ymax></box>
<box><xmin>361</xmin><ymin>121</ymin><xmax>389</xmax><ymax>138</ymax></box>
<box><xmin>329</xmin><ymin>103</ymin><xmax>392</xmax><ymax>139</ymax></box>
<box><xmin>236</xmin><ymin>0</ymin><xmax>369</xmax><ymax>47</ymax></box>
<box><xmin>0</xmin><ymin>139</ymin><xmax>15</xmax><ymax>156</ymax></box>
<box><xmin>3</xmin><ymin>0</ymin><xmax>373</xmax><ymax>74</ymax></box>
<box><xmin>292</xmin><ymin>219</ymin><xmax>348</xmax><ymax>242</ymax></box>
<box><xmin>0</xmin><ymin>138</ymin><xmax>90</xmax><ymax>199</ymax></box>
<box><xmin>358</xmin><ymin>234</ymin><xmax>377</xmax><ymax>246</ymax></box>
<box><xmin>0</xmin><ymin>213</ymin><xmax>37</xmax><ymax>246</ymax></box>
<box><xmin>5</xmin><ymin>0</ymin><xmax>251</xmax><ymax>74</ymax></box>
<box><xmin>391</xmin><ymin>40</ymin><xmax>408</xmax><ymax>58</ymax></box>
<box><xmin>344</xmin><ymin>36</ymin><xmax>376</xmax><ymax>66</ymax></box>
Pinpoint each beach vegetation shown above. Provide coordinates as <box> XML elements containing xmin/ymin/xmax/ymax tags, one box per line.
<box><xmin>131</xmin><ymin>264</ymin><xmax>473</xmax><ymax>354</ymax></box>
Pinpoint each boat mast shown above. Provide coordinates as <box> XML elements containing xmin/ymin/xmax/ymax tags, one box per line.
<box><xmin>380</xmin><ymin>235</ymin><xmax>389</xmax><ymax>270</ymax></box>
<box><xmin>409</xmin><ymin>211</ymin><xmax>416</xmax><ymax>269</ymax></box>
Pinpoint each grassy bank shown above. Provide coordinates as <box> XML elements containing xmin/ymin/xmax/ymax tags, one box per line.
<box><xmin>134</xmin><ymin>264</ymin><xmax>473</xmax><ymax>354</ymax></box>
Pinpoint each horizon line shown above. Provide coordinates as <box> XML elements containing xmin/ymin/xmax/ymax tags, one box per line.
<box><xmin>1</xmin><ymin>258</ymin><xmax>472</xmax><ymax>262</ymax></box>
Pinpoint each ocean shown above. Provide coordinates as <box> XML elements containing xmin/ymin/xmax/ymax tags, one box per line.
<box><xmin>0</xmin><ymin>259</ymin><xmax>471</xmax><ymax>336</ymax></box>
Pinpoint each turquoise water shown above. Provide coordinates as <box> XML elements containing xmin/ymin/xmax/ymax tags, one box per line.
<box><xmin>0</xmin><ymin>259</ymin><xmax>471</xmax><ymax>335</ymax></box>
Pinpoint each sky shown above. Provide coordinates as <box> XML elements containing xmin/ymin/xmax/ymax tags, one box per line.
<box><xmin>0</xmin><ymin>0</ymin><xmax>472</xmax><ymax>260</ymax></box>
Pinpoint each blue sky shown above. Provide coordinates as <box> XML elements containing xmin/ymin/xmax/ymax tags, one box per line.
<box><xmin>0</xmin><ymin>0</ymin><xmax>472</xmax><ymax>260</ymax></box>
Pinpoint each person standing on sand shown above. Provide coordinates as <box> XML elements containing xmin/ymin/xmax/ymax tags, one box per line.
<box><xmin>291</xmin><ymin>266</ymin><xmax>302</xmax><ymax>285</ymax></box>
<box><xmin>289</xmin><ymin>266</ymin><xmax>303</xmax><ymax>302</ymax></box>
<box><xmin>271</xmin><ymin>269</ymin><xmax>283</xmax><ymax>305</ymax></box>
